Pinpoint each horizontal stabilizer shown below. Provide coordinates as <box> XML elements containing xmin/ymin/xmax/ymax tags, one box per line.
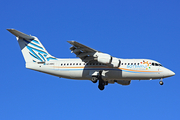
<box><xmin>7</xmin><ymin>29</ymin><xmax>34</xmax><ymax>40</ymax></box>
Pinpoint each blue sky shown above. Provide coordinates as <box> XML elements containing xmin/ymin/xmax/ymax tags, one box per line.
<box><xmin>0</xmin><ymin>0</ymin><xmax>180</xmax><ymax>120</ymax></box>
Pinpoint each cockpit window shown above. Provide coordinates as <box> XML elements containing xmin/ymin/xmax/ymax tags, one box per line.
<box><xmin>151</xmin><ymin>62</ymin><xmax>163</xmax><ymax>67</ymax></box>
<box><xmin>159</xmin><ymin>64</ymin><xmax>163</xmax><ymax>66</ymax></box>
<box><xmin>155</xmin><ymin>63</ymin><xmax>158</xmax><ymax>66</ymax></box>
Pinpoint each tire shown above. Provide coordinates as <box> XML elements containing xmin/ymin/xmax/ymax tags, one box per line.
<box><xmin>159</xmin><ymin>81</ymin><xmax>163</xmax><ymax>85</ymax></box>
<box><xmin>98</xmin><ymin>84</ymin><xmax>104</xmax><ymax>90</ymax></box>
<box><xmin>91</xmin><ymin>77</ymin><xmax>98</xmax><ymax>83</ymax></box>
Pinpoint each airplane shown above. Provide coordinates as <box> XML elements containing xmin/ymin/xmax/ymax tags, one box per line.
<box><xmin>7</xmin><ymin>29</ymin><xmax>175</xmax><ymax>90</ymax></box>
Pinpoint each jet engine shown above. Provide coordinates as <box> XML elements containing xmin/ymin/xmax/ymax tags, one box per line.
<box><xmin>96</xmin><ymin>53</ymin><xmax>112</xmax><ymax>64</ymax></box>
<box><xmin>95</xmin><ymin>53</ymin><xmax>121</xmax><ymax>67</ymax></box>
<box><xmin>111</xmin><ymin>57</ymin><xmax>121</xmax><ymax>68</ymax></box>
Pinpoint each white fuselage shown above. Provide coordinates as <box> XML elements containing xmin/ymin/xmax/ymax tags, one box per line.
<box><xmin>26</xmin><ymin>58</ymin><xmax>174</xmax><ymax>81</ymax></box>
<box><xmin>7</xmin><ymin>28</ymin><xmax>175</xmax><ymax>90</ymax></box>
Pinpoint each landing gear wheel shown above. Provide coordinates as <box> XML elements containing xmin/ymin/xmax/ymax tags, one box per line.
<box><xmin>159</xmin><ymin>78</ymin><xmax>164</xmax><ymax>85</ymax></box>
<box><xmin>159</xmin><ymin>81</ymin><xmax>163</xmax><ymax>85</ymax></box>
<box><xmin>91</xmin><ymin>77</ymin><xmax>98</xmax><ymax>83</ymax></box>
<box><xmin>98</xmin><ymin>84</ymin><xmax>104</xmax><ymax>90</ymax></box>
<box><xmin>98</xmin><ymin>70</ymin><xmax>105</xmax><ymax>90</ymax></box>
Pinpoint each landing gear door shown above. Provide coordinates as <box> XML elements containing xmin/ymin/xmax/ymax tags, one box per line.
<box><xmin>89</xmin><ymin>70</ymin><xmax>99</xmax><ymax>77</ymax></box>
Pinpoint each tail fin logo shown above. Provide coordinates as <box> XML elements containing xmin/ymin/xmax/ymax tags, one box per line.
<box><xmin>23</xmin><ymin>39</ymin><xmax>57</xmax><ymax>62</ymax></box>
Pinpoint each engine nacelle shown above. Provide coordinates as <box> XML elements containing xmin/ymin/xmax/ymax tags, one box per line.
<box><xmin>111</xmin><ymin>57</ymin><xmax>121</xmax><ymax>68</ymax></box>
<box><xmin>96</xmin><ymin>53</ymin><xmax>112</xmax><ymax>64</ymax></box>
<box><xmin>95</xmin><ymin>53</ymin><xmax>121</xmax><ymax>67</ymax></box>
<box><xmin>116</xmin><ymin>80</ymin><xmax>131</xmax><ymax>85</ymax></box>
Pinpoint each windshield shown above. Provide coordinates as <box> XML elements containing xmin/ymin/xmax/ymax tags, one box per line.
<box><xmin>151</xmin><ymin>62</ymin><xmax>163</xmax><ymax>67</ymax></box>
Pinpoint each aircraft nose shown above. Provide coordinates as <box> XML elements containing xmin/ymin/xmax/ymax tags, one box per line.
<box><xmin>166</xmin><ymin>69</ymin><xmax>175</xmax><ymax>77</ymax></box>
<box><xmin>170</xmin><ymin>70</ymin><xmax>175</xmax><ymax>76</ymax></box>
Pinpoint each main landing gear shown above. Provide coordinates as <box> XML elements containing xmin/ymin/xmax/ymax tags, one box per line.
<box><xmin>91</xmin><ymin>71</ymin><xmax>108</xmax><ymax>90</ymax></box>
<box><xmin>91</xmin><ymin>76</ymin><xmax>98</xmax><ymax>83</ymax></box>
<box><xmin>159</xmin><ymin>78</ymin><xmax>164</xmax><ymax>85</ymax></box>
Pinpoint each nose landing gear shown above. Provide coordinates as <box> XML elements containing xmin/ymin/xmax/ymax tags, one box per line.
<box><xmin>159</xmin><ymin>78</ymin><xmax>164</xmax><ymax>85</ymax></box>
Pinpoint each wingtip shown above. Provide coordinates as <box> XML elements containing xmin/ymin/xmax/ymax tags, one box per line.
<box><xmin>67</xmin><ymin>40</ymin><xmax>76</xmax><ymax>44</ymax></box>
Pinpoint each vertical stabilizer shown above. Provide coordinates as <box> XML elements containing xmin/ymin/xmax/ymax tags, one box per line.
<box><xmin>7</xmin><ymin>29</ymin><xmax>57</xmax><ymax>63</ymax></box>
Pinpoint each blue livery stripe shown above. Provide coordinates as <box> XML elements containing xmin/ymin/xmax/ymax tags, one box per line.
<box><xmin>23</xmin><ymin>39</ymin><xmax>44</xmax><ymax>50</ymax></box>
<box><xmin>31</xmin><ymin>39</ymin><xmax>40</xmax><ymax>44</ymax></box>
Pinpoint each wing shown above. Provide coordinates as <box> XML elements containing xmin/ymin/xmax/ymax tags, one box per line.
<box><xmin>67</xmin><ymin>41</ymin><xmax>99</xmax><ymax>53</ymax></box>
<box><xmin>67</xmin><ymin>41</ymin><xmax>103</xmax><ymax>62</ymax></box>
<box><xmin>67</xmin><ymin>41</ymin><xmax>121</xmax><ymax>67</ymax></box>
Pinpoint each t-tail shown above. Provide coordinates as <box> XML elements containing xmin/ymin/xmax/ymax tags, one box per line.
<box><xmin>7</xmin><ymin>29</ymin><xmax>57</xmax><ymax>63</ymax></box>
